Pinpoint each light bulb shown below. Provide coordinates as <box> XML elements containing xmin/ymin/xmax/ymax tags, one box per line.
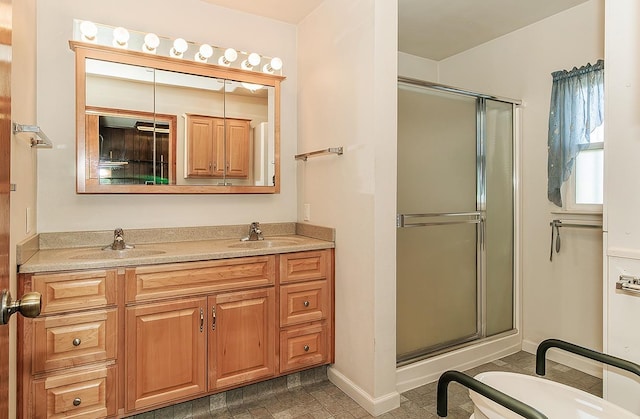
<box><xmin>170</xmin><ymin>38</ymin><xmax>188</xmax><ymax>58</ymax></box>
<box><xmin>142</xmin><ymin>33</ymin><xmax>160</xmax><ymax>54</ymax></box>
<box><xmin>241</xmin><ymin>52</ymin><xmax>261</xmax><ymax>70</ymax></box>
<box><xmin>195</xmin><ymin>44</ymin><xmax>213</xmax><ymax>63</ymax></box>
<box><xmin>112</xmin><ymin>27</ymin><xmax>130</xmax><ymax>48</ymax></box>
<box><xmin>263</xmin><ymin>57</ymin><xmax>283</xmax><ymax>73</ymax></box>
<box><xmin>79</xmin><ymin>21</ymin><xmax>97</xmax><ymax>43</ymax></box>
<box><xmin>218</xmin><ymin>48</ymin><xmax>238</xmax><ymax>66</ymax></box>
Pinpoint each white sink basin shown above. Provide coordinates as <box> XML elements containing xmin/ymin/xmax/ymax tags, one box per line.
<box><xmin>71</xmin><ymin>248</ymin><xmax>166</xmax><ymax>260</ymax></box>
<box><xmin>227</xmin><ymin>239</ymin><xmax>302</xmax><ymax>249</ymax></box>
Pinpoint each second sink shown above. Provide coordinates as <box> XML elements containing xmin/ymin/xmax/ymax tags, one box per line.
<box><xmin>227</xmin><ymin>238</ymin><xmax>301</xmax><ymax>249</ymax></box>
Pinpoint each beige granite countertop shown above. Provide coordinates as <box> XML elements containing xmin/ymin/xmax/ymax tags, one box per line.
<box><xmin>18</xmin><ymin>223</ymin><xmax>334</xmax><ymax>273</ymax></box>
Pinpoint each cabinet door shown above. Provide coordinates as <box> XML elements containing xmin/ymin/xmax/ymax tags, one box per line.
<box><xmin>208</xmin><ymin>288</ymin><xmax>275</xmax><ymax>391</ymax></box>
<box><xmin>126</xmin><ymin>298</ymin><xmax>206</xmax><ymax>412</ymax></box>
<box><xmin>186</xmin><ymin>115</ymin><xmax>215</xmax><ymax>177</ymax></box>
<box><xmin>225</xmin><ymin>119</ymin><xmax>250</xmax><ymax>178</ymax></box>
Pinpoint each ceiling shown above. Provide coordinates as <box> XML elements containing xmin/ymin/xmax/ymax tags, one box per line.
<box><xmin>200</xmin><ymin>0</ymin><xmax>590</xmax><ymax>60</ymax></box>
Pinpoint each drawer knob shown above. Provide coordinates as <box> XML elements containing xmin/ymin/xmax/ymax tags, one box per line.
<box><xmin>303</xmin><ymin>345</ymin><xmax>310</xmax><ymax>352</ymax></box>
<box><xmin>72</xmin><ymin>338</ymin><xmax>81</xmax><ymax>346</ymax></box>
<box><xmin>73</xmin><ymin>398</ymin><xmax>81</xmax><ymax>407</ymax></box>
<box><xmin>303</xmin><ymin>300</ymin><xmax>310</xmax><ymax>307</ymax></box>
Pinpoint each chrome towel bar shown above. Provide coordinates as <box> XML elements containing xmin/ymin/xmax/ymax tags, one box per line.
<box><xmin>12</xmin><ymin>122</ymin><xmax>53</xmax><ymax>148</ymax></box>
<box><xmin>549</xmin><ymin>219</ymin><xmax>602</xmax><ymax>261</ymax></box>
<box><xmin>294</xmin><ymin>147</ymin><xmax>343</xmax><ymax>161</ymax></box>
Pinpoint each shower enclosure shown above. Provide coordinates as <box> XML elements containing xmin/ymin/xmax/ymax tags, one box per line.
<box><xmin>396</xmin><ymin>79</ymin><xmax>516</xmax><ymax>364</ymax></box>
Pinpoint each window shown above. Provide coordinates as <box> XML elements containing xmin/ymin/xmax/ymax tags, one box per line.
<box><xmin>565</xmin><ymin>123</ymin><xmax>604</xmax><ymax>211</ymax></box>
<box><xmin>547</xmin><ymin>60</ymin><xmax>604</xmax><ymax>210</ymax></box>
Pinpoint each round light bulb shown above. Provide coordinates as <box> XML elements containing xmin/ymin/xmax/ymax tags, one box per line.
<box><xmin>218</xmin><ymin>48</ymin><xmax>238</xmax><ymax>66</ymax></box>
<box><xmin>224</xmin><ymin>48</ymin><xmax>238</xmax><ymax>62</ymax></box>
<box><xmin>248</xmin><ymin>53</ymin><xmax>261</xmax><ymax>66</ymax></box>
<box><xmin>170</xmin><ymin>38</ymin><xmax>188</xmax><ymax>58</ymax></box>
<box><xmin>270</xmin><ymin>57</ymin><xmax>283</xmax><ymax>71</ymax></box>
<box><xmin>195</xmin><ymin>44</ymin><xmax>213</xmax><ymax>62</ymax></box>
<box><xmin>79</xmin><ymin>21</ymin><xmax>98</xmax><ymax>42</ymax></box>
<box><xmin>142</xmin><ymin>33</ymin><xmax>160</xmax><ymax>53</ymax></box>
<box><xmin>112</xmin><ymin>27</ymin><xmax>130</xmax><ymax>48</ymax></box>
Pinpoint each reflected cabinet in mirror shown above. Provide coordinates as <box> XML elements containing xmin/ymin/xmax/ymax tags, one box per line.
<box><xmin>71</xmin><ymin>41</ymin><xmax>284</xmax><ymax>193</ymax></box>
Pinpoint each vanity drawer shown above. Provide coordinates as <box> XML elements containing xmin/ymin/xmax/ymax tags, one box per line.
<box><xmin>32</xmin><ymin>309</ymin><xmax>117</xmax><ymax>374</ymax></box>
<box><xmin>33</xmin><ymin>364</ymin><xmax>117</xmax><ymax>419</ymax></box>
<box><xmin>279</xmin><ymin>250</ymin><xmax>330</xmax><ymax>284</ymax></box>
<box><xmin>280</xmin><ymin>280</ymin><xmax>329</xmax><ymax>326</ymax></box>
<box><xmin>279</xmin><ymin>323</ymin><xmax>328</xmax><ymax>373</ymax></box>
<box><xmin>126</xmin><ymin>256</ymin><xmax>276</xmax><ymax>302</ymax></box>
<box><xmin>32</xmin><ymin>270</ymin><xmax>117</xmax><ymax>314</ymax></box>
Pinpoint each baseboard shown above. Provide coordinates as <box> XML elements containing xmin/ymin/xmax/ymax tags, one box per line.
<box><xmin>396</xmin><ymin>332</ymin><xmax>521</xmax><ymax>393</ymax></box>
<box><xmin>521</xmin><ymin>339</ymin><xmax>603</xmax><ymax>378</ymax></box>
<box><xmin>327</xmin><ymin>366</ymin><xmax>401</xmax><ymax>416</ymax></box>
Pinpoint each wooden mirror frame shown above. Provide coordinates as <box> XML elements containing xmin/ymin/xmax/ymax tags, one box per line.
<box><xmin>71</xmin><ymin>41</ymin><xmax>285</xmax><ymax>194</ymax></box>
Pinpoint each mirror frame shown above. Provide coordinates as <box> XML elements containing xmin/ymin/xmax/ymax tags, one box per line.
<box><xmin>70</xmin><ymin>40</ymin><xmax>285</xmax><ymax>194</ymax></box>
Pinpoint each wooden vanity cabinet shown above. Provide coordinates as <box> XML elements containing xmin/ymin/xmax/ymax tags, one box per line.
<box><xmin>18</xmin><ymin>269</ymin><xmax>119</xmax><ymax>419</ymax></box>
<box><xmin>19</xmin><ymin>249</ymin><xmax>333</xmax><ymax>418</ymax></box>
<box><xmin>185</xmin><ymin>114</ymin><xmax>250</xmax><ymax>179</ymax></box>
<box><xmin>279</xmin><ymin>250</ymin><xmax>334</xmax><ymax>373</ymax></box>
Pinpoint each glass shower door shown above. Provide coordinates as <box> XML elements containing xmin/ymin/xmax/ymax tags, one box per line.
<box><xmin>396</xmin><ymin>84</ymin><xmax>480</xmax><ymax>362</ymax></box>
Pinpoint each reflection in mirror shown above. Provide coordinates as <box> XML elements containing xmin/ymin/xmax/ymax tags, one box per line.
<box><xmin>73</xmin><ymin>42</ymin><xmax>284</xmax><ymax>193</ymax></box>
<box><xmin>154</xmin><ymin>72</ymin><xmax>275</xmax><ymax>186</ymax></box>
<box><xmin>85</xmin><ymin>108</ymin><xmax>177</xmax><ymax>185</ymax></box>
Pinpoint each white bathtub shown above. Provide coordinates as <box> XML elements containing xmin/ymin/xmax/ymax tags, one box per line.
<box><xmin>469</xmin><ymin>371</ymin><xmax>639</xmax><ymax>419</ymax></box>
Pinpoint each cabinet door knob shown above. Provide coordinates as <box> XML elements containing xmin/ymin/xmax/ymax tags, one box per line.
<box><xmin>73</xmin><ymin>397</ymin><xmax>82</xmax><ymax>406</ymax></box>
<box><xmin>303</xmin><ymin>345</ymin><xmax>310</xmax><ymax>352</ymax></box>
<box><xmin>72</xmin><ymin>338</ymin><xmax>81</xmax><ymax>346</ymax></box>
<box><xmin>303</xmin><ymin>300</ymin><xmax>310</xmax><ymax>308</ymax></box>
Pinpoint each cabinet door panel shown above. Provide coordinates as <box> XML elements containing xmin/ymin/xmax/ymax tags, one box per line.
<box><xmin>126</xmin><ymin>298</ymin><xmax>206</xmax><ymax>412</ymax></box>
<box><xmin>33</xmin><ymin>365</ymin><xmax>117</xmax><ymax>419</ymax></box>
<box><xmin>280</xmin><ymin>324</ymin><xmax>328</xmax><ymax>373</ymax></box>
<box><xmin>209</xmin><ymin>288</ymin><xmax>275</xmax><ymax>390</ymax></box>
<box><xmin>33</xmin><ymin>309</ymin><xmax>117</xmax><ymax>373</ymax></box>
<box><xmin>225</xmin><ymin>119</ymin><xmax>250</xmax><ymax>178</ymax></box>
<box><xmin>33</xmin><ymin>270</ymin><xmax>117</xmax><ymax>314</ymax></box>
<box><xmin>280</xmin><ymin>280</ymin><xmax>329</xmax><ymax>326</ymax></box>
<box><xmin>186</xmin><ymin>115</ymin><xmax>215</xmax><ymax>177</ymax></box>
<box><xmin>280</xmin><ymin>251</ymin><xmax>330</xmax><ymax>284</ymax></box>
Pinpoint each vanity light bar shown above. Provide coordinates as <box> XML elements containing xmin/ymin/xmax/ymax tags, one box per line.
<box><xmin>73</xmin><ymin>19</ymin><xmax>284</xmax><ymax>75</ymax></box>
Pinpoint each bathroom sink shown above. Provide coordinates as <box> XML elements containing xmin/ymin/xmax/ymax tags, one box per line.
<box><xmin>227</xmin><ymin>239</ymin><xmax>301</xmax><ymax>249</ymax></box>
<box><xmin>71</xmin><ymin>248</ymin><xmax>166</xmax><ymax>260</ymax></box>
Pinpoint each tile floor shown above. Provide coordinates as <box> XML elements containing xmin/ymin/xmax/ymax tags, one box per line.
<box><xmin>130</xmin><ymin>351</ymin><xmax>602</xmax><ymax>419</ymax></box>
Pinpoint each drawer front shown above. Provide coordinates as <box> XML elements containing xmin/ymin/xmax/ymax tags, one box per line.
<box><xmin>127</xmin><ymin>256</ymin><xmax>276</xmax><ymax>302</ymax></box>
<box><xmin>280</xmin><ymin>250</ymin><xmax>330</xmax><ymax>284</ymax></box>
<box><xmin>280</xmin><ymin>280</ymin><xmax>328</xmax><ymax>326</ymax></box>
<box><xmin>32</xmin><ymin>270</ymin><xmax>117</xmax><ymax>314</ymax></box>
<box><xmin>33</xmin><ymin>309</ymin><xmax>117</xmax><ymax>374</ymax></box>
<box><xmin>33</xmin><ymin>365</ymin><xmax>116</xmax><ymax>419</ymax></box>
<box><xmin>280</xmin><ymin>324</ymin><xmax>328</xmax><ymax>373</ymax></box>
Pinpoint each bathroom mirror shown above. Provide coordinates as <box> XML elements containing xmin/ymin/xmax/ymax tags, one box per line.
<box><xmin>72</xmin><ymin>41</ymin><xmax>284</xmax><ymax>193</ymax></box>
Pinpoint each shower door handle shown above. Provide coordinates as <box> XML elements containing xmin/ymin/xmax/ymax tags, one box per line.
<box><xmin>397</xmin><ymin>212</ymin><xmax>481</xmax><ymax>228</ymax></box>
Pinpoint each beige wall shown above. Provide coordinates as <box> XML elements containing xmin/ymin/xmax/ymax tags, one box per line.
<box><xmin>297</xmin><ymin>0</ymin><xmax>399</xmax><ymax>415</ymax></box>
<box><xmin>36</xmin><ymin>0</ymin><xmax>298</xmax><ymax>233</ymax></box>
<box><xmin>437</xmin><ymin>0</ymin><xmax>604</xmax><ymax>373</ymax></box>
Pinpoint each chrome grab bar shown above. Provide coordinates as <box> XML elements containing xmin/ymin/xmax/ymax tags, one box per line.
<box><xmin>397</xmin><ymin>212</ymin><xmax>481</xmax><ymax>228</ymax></box>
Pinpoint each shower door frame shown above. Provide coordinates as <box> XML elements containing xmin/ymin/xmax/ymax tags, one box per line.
<box><xmin>396</xmin><ymin>77</ymin><xmax>520</xmax><ymax>365</ymax></box>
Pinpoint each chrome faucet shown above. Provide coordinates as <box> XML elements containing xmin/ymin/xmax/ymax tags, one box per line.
<box><xmin>242</xmin><ymin>222</ymin><xmax>264</xmax><ymax>241</ymax></box>
<box><xmin>104</xmin><ymin>228</ymin><xmax>134</xmax><ymax>250</ymax></box>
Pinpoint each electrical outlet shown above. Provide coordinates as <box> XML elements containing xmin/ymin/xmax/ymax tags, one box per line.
<box><xmin>303</xmin><ymin>203</ymin><xmax>311</xmax><ymax>221</ymax></box>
